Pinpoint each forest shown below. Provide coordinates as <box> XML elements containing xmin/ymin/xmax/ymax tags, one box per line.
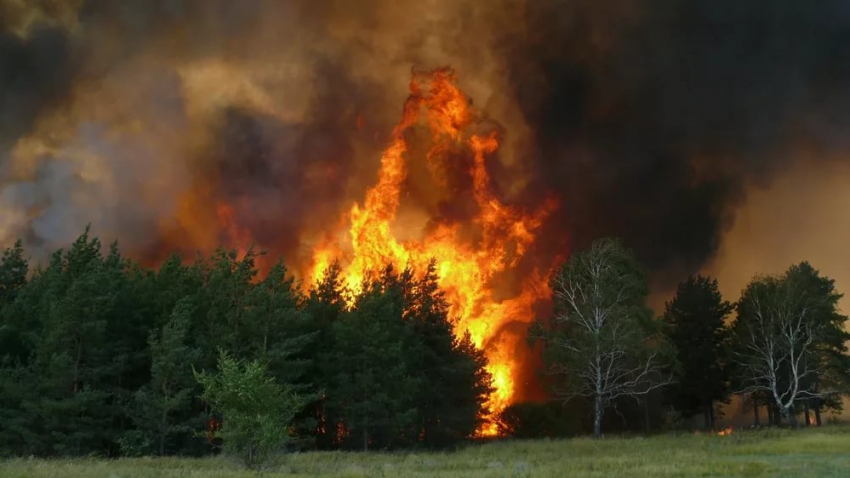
<box><xmin>0</xmin><ymin>231</ymin><xmax>847</xmax><ymax>469</ymax></box>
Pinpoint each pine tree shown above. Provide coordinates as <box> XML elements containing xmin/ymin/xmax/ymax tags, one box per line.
<box><xmin>663</xmin><ymin>275</ymin><xmax>733</xmax><ymax>429</ymax></box>
<box><xmin>0</xmin><ymin>242</ymin><xmax>39</xmax><ymax>454</ymax></box>
<box><xmin>12</xmin><ymin>233</ymin><xmax>118</xmax><ymax>454</ymax></box>
<box><xmin>302</xmin><ymin>261</ymin><xmax>348</xmax><ymax>449</ymax></box>
<box><xmin>240</xmin><ymin>261</ymin><xmax>316</xmax><ymax>381</ymax></box>
<box><xmin>196</xmin><ymin>249</ymin><xmax>257</xmax><ymax>370</ymax></box>
<box><xmin>327</xmin><ymin>268</ymin><xmax>420</xmax><ymax>450</ymax></box>
<box><xmin>404</xmin><ymin>262</ymin><xmax>492</xmax><ymax>447</ymax></box>
<box><xmin>0</xmin><ymin>240</ymin><xmax>27</xmax><ymax>304</ymax></box>
<box><xmin>130</xmin><ymin>297</ymin><xmax>201</xmax><ymax>455</ymax></box>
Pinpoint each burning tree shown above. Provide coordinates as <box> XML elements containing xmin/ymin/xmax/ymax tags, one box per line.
<box><xmin>531</xmin><ymin>238</ymin><xmax>672</xmax><ymax>438</ymax></box>
<box><xmin>308</xmin><ymin>68</ymin><xmax>556</xmax><ymax>433</ymax></box>
<box><xmin>732</xmin><ymin>262</ymin><xmax>850</xmax><ymax>428</ymax></box>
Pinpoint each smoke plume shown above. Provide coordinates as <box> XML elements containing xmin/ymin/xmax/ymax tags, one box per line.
<box><xmin>1</xmin><ymin>0</ymin><xmax>850</xmax><ymax>293</ymax></box>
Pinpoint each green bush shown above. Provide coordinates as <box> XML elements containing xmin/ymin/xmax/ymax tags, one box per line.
<box><xmin>117</xmin><ymin>430</ymin><xmax>151</xmax><ymax>457</ymax></box>
<box><xmin>195</xmin><ymin>351</ymin><xmax>310</xmax><ymax>469</ymax></box>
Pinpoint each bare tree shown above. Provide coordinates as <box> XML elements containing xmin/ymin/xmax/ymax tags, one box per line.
<box><xmin>733</xmin><ymin>263</ymin><xmax>848</xmax><ymax>428</ymax></box>
<box><xmin>531</xmin><ymin>238</ymin><xmax>672</xmax><ymax>438</ymax></box>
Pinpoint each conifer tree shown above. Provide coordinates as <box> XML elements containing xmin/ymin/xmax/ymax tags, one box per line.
<box><xmin>27</xmin><ymin>232</ymin><xmax>123</xmax><ymax>454</ymax></box>
<box><xmin>0</xmin><ymin>242</ymin><xmax>38</xmax><ymax>454</ymax></box>
<box><xmin>302</xmin><ymin>261</ymin><xmax>348</xmax><ymax>449</ymax></box>
<box><xmin>403</xmin><ymin>261</ymin><xmax>492</xmax><ymax>447</ymax></box>
<box><xmin>663</xmin><ymin>275</ymin><xmax>733</xmax><ymax>428</ymax></box>
<box><xmin>131</xmin><ymin>298</ymin><xmax>202</xmax><ymax>455</ymax></box>
<box><xmin>327</xmin><ymin>268</ymin><xmax>420</xmax><ymax>450</ymax></box>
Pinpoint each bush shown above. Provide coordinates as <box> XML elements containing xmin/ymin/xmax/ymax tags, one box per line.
<box><xmin>117</xmin><ymin>430</ymin><xmax>151</xmax><ymax>457</ymax></box>
<box><xmin>497</xmin><ymin>401</ymin><xmax>585</xmax><ymax>438</ymax></box>
<box><xmin>195</xmin><ymin>351</ymin><xmax>310</xmax><ymax>469</ymax></box>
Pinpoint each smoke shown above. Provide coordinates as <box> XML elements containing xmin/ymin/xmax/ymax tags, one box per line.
<box><xmin>497</xmin><ymin>0</ymin><xmax>850</xmax><ymax>290</ymax></box>
<box><xmin>0</xmin><ymin>24</ymin><xmax>73</xmax><ymax>149</ymax></box>
<box><xmin>1</xmin><ymin>0</ymin><xmax>850</xmax><ymax>291</ymax></box>
<box><xmin>706</xmin><ymin>159</ymin><xmax>850</xmax><ymax>309</ymax></box>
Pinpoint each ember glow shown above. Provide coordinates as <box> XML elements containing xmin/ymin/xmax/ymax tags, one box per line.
<box><xmin>309</xmin><ymin>68</ymin><xmax>557</xmax><ymax>435</ymax></box>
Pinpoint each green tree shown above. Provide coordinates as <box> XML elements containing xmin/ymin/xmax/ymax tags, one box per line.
<box><xmin>195</xmin><ymin>351</ymin><xmax>309</xmax><ymax>469</ymax></box>
<box><xmin>793</xmin><ymin>263</ymin><xmax>850</xmax><ymax>425</ymax></box>
<box><xmin>302</xmin><ymin>261</ymin><xmax>348</xmax><ymax>449</ymax></box>
<box><xmin>25</xmin><ymin>234</ymin><xmax>127</xmax><ymax>454</ymax></box>
<box><xmin>0</xmin><ymin>240</ymin><xmax>33</xmax><ymax>453</ymax></box>
<box><xmin>0</xmin><ymin>240</ymin><xmax>27</xmax><ymax>304</ymax></box>
<box><xmin>327</xmin><ymin>268</ymin><xmax>420</xmax><ymax>450</ymax></box>
<box><xmin>663</xmin><ymin>275</ymin><xmax>733</xmax><ymax>428</ymax></box>
<box><xmin>531</xmin><ymin>238</ymin><xmax>672</xmax><ymax>438</ymax></box>
<box><xmin>403</xmin><ymin>262</ymin><xmax>492</xmax><ymax>447</ymax></box>
<box><xmin>240</xmin><ymin>261</ymin><xmax>316</xmax><ymax>383</ymax></box>
<box><xmin>131</xmin><ymin>298</ymin><xmax>201</xmax><ymax>455</ymax></box>
<box><xmin>196</xmin><ymin>249</ymin><xmax>257</xmax><ymax>371</ymax></box>
<box><xmin>732</xmin><ymin>262</ymin><xmax>850</xmax><ymax>428</ymax></box>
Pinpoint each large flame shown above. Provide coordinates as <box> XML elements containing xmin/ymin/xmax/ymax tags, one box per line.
<box><xmin>309</xmin><ymin>68</ymin><xmax>556</xmax><ymax>435</ymax></box>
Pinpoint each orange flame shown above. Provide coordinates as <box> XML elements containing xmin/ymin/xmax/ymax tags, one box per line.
<box><xmin>217</xmin><ymin>202</ymin><xmax>252</xmax><ymax>259</ymax></box>
<box><xmin>310</xmin><ymin>68</ymin><xmax>557</xmax><ymax>435</ymax></box>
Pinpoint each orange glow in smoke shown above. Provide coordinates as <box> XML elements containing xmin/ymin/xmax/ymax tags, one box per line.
<box><xmin>309</xmin><ymin>68</ymin><xmax>556</xmax><ymax>435</ymax></box>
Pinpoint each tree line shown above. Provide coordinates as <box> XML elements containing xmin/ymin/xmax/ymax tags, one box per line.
<box><xmin>0</xmin><ymin>230</ymin><xmax>491</xmax><ymax>462</ymax></box>
<box><xmin>529</xmin><ymin>238</ymin><xmax>850</xmax><ymax>438</ymax></box>
<box><xmin>0</xmin><ymin>232</ymin><xmax>848</xmax><ymax>464</ymax></box>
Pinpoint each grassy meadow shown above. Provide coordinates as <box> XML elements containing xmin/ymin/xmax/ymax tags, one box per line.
<box><xmin>2</xmin><ymin>426</ymin><xmax>848</xmax><ymax>478</ymax></box>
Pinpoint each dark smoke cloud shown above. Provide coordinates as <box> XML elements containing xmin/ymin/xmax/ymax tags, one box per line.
<box><xmin>2</xmin><ymin>0</ymin><xmax>850</xmax><ymax>288</ymax></box>
<box><xmin>499</xmin><ymin>0</ymin><xmax>850</xmax><ymax>286</ymax></box>
<box><xmin>0</xmin><ymin>25</ymin><xmax>73</xmax><ymax>149</ymax></box>
<box><xmin>201</xmin><ymin>59</ymin><xmax>389</xmax><ymax>259</ymax></box>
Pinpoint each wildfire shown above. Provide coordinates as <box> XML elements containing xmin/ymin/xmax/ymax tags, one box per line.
<box><xmin>309</xmin><ymin>68</ymin><xmax>556</xmax><ymax>435</ymax></box>
<box><xmin>716</xmin><ymin>427</ymin><xmax>734</xmax><ymax>436</ymax></box>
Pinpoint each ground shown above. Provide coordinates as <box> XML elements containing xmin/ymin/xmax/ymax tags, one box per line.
<box><xmin>2</xmin><ymin>426</ymin><xmax>848</xmax><ymax>478</ymax></box>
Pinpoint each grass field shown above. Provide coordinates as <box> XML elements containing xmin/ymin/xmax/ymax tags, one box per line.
<box><xmin>1</xmin><ymin>426</ymin><xmax>848</xmax><ymax>478</ymax></box>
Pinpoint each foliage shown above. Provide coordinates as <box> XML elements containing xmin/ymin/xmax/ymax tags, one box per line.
<box><xmin>324</xmin><ymin>267</ymin><xmax>421</xmax><ymax>450</ymax></box>
<box><xmin>0</xmin><ymin>228</ymin><xmax>847</xmax><ymax>459</ymax></box>
<box><xmin>195</xmin><ymin>351</ymin><xmax>310</xmax><ymax>469</ymax></box>
<box><xmin>663</xmin><ymin>275</ymin><xmax>733</xmax><ymax>428</ymax></box>
<box><xmin>497</xmin><ymin>401</ymin><xmax>584</xmax><ymax>438</ymax></box>
<box><xmin>131</xmin><ymin>297</ymin><xmax>201</xmax><ymax>456</ymax></box>
<box><xmin>531</xmin><ymin>238</ymin><xmax>672</xmax><ymax>437</ymax></box>
<box><xmin>732</xmin><ymin>262</ymin><xmax>850</xmax><ymax>427</ymax></box>
<box><xmin>402</xmin><ymin>261</ymin><xmax>493</xmax><ymax>447</ymax></box>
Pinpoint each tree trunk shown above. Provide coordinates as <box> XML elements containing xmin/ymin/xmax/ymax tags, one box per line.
<box><xmin>593</xmin><ymin>394</ymin><xmax>603</xmax><ymax>438</ymax></box>
<box><xmin>708</xmin><ymin>401</ymin><xmax>717</xmax><ymax>430</ymax></box>
<box><xmin>160</xmin><ymin>406</ymin><xmax>168</xmax><ymax>456</ymax></box>
<box><xmin>703</xmin><ymin>406</ymin><xmax>711</xmax><ymax>430</ymax></box>
<box><xmin>804</xmin><ymin>402</ymin><xmax>811</xmax><ymax>427</ymax></box>
<box><xmin>767</xmin><ymin>402</ymin><xmax>774</xmax><ymax>426</ymax></box>
<box><xmin>814</xmin><ymin>396</ymin><xmax>823</xmax><ymax>427</ymax></box>
<box><xmin>752</xmin><ymin>395</ymin><xmax>760</xmax><ymax>426</ymax></box>
<box><xmin>786</xmin><ymin>406</ymin><xmax>800</xmax><ymax>429</ymax></box>
<box><xmin>363</xmin><ymin>428</ymin><xmax>368</xmax><ymax>452</ymax></box>
<box><xmin>643</xmin><ymin>397</ymin><xmax>650</xmax><ymax>434</ymax></box>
